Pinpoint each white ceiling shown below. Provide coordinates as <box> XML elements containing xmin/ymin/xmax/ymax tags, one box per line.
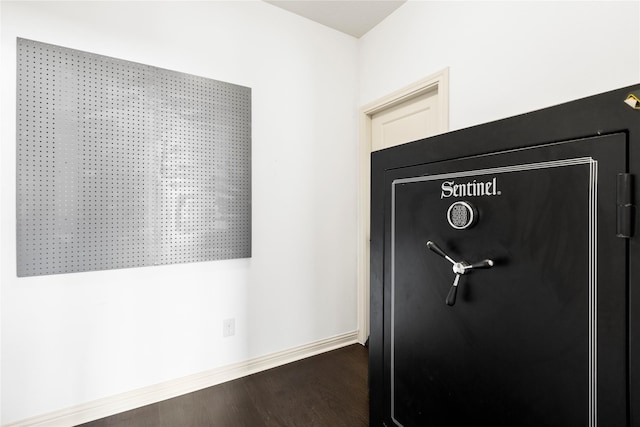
<box><xmin>264</xmin><ymin>0</ymin><xmax>407</xmax><ymax>38</ymax></box>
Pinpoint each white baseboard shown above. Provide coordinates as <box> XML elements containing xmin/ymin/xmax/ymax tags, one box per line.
<box><xmin>4</xmin><ymin>331</ymin><xmax>360</xmax><ymax>427</ymax></box>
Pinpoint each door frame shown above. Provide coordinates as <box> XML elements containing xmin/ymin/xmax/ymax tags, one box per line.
<box><xmin>356</xmin><ymin>68</ymin><xmax>450</xmax><ymax>344</ymax></box>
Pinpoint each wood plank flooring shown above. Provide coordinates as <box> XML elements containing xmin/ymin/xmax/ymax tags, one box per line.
<box><xmin>78</xmin><ymin>344</ymin><xmax>368</xmax><ymax>427</ymax></box>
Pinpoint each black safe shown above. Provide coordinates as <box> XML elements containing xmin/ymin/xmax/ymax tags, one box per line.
<box><xmin>370</xmin><ymin>85</ymin><xmax>640</xmax><ymax>427</ymax></box>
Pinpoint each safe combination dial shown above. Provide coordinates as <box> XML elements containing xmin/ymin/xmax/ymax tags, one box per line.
<box><xmin>447</xmin><ymin>201</ymin><xmax>477</xmax><ymax>229</ymax></box>
<box><xmin>426</xmin><ymin>241</ymin><xmax>494</xmax><ymax>306</ymax></box>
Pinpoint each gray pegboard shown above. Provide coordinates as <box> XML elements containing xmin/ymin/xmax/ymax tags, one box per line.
<box><xmin>17</xmin><ymin>38</ymin><xmax>251</xmax><ymax>277</ymax></box>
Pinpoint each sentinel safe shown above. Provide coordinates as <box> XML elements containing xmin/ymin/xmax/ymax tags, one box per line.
<box><xmin>370</xmin><ymin>85</ymin><xmax>640</xmax><ymax>426</ymax></box>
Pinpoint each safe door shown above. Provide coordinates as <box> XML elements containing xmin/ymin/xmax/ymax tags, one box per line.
<box><xmin>384</xmin><ymin>134</ymin><xmax>627</xmax><ymax>426</ymax></box>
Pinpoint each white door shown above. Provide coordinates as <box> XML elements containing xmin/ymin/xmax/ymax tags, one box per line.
<box><xmin>357</xmin><ymin>69</ymin><xmax>449</xmax><ymax>344</ymax></box>
<box><xmin>371</xmin><ymin>87</ymin><xmax>441</xmax><ymax>151</ymax></box>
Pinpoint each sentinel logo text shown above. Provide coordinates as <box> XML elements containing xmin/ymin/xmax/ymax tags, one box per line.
<box><xmin>440</xmin><ymin>177</ymin><xmax>501</xmax><ymax>199</ymax></box>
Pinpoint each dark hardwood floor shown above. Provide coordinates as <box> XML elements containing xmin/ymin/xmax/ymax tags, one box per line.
<box><xmin>78</xmin><ymin>344</ymin><xmax>368</xmax><ymax>427</ymax></box>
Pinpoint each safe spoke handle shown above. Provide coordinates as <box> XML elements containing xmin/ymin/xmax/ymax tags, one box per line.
<box><xmin>446</xmin><ymin>274</ymin><xmax>461</xmax><ymax>306</ymax></box>
<box><xmin>426</xmin><ymin>241</ymin><xmax>456</xmax><ymax>264</ymax></box>
<box><xmin>466</xmin><ymin>259</ymin><xmax>494</xmax><ymax>270</ymax></box>
<box><xmin>426</xmin><ymin>240</ymin><xmax>495</xmax><ymax>307</ymax></box>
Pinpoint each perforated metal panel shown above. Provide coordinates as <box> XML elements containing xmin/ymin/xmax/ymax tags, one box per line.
<box><xmin>17</xmin><ymin>38</ymin><xmax>251</xmax><ymax>276</ymax></box>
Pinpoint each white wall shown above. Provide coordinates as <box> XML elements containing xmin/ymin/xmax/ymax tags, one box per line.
<box><xmin>0</xmin><ymin>2</ymin><xmax>358</xmax><ymax>424</ymax></box>
<box><xmin>359</xmin><ymin>0</ymin><xmax>640</xmax><ymax>131</ymax></box>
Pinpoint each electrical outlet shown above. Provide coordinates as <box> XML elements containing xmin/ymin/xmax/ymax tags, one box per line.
<box><xmin>223</xmin><ymin>318</ymin><xmax>235</xmax><ymax>337</ymax></box>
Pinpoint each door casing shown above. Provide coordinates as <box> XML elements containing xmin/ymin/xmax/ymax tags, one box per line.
<box><xmin>358</xmin><ymin>68</ymin><xmax>449</xmax><ymax>344</ymax></box>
